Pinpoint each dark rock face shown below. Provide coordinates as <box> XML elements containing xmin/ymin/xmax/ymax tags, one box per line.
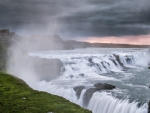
<box><xmin>94</xmin><ymin>83</ymin><xmax>116</xmax><ymax>90</ymax></box>
<box><xmin>110</xmin><ymin>59</ymin><xmax>117</xmax><ymax>66</ymax></box>
<box><xmin>74</xmin><ymin>83</ymin><xmax>115</xmax><ymax>107</ymax></box>
<box><xmin>88</xmin><ymin>58</ymin><xmax>93</xmax><ymax>63</ymax></box>
<box><xmin>83</xmin><ymin>88</ymin><xmax>99</xmax><ymax>107</ymax></box>
<box><xmin>113</xmin><ymin>54</ymin><xmax>130</xmax><ymax>71</ymax></box>
<box><xmin>83</xmin><ymin>83</ymin><xmax>115</xmax><ymax>107</ymax></box>
<box><xmin>148</xmin><ymin>67</ymin><xmax>150</xmax><ymax>69</ymax></box>
<box><xmin>74</xmin><ymin>86</ymin><xmax>85</xmax><ymax>99</ymax></box>
<box><xmin>113</xmin><ymin>54</ymin><xmax>124</xmax><ymax>67</ymax></box>
<box><xmin>0</xmin><ymin>29</ymin><xmax>9</xmax><ymax>34</ymax></box>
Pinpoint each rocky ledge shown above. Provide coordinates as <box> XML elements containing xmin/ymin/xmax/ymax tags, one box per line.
<box><xmin>74</xmin><ymin>83</ymin><xmax>115</xmax><ymax>107</ymax></box>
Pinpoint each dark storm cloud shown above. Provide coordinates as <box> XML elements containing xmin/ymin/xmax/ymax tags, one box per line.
<box><xmin>60</xmin><ymin>0</ymin><xmax>150</xmax><ymax>38</ymax></box>
<box><xmin>0</xmin><ymin>0</ymin><xmax>150</xmax><ymax>38</ymax></box>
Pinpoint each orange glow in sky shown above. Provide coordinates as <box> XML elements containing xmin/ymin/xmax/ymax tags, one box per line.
<box><xmin>78</xmin><ymin>35</ymin><xmax>150</xmax><ymax>45</ymax></box>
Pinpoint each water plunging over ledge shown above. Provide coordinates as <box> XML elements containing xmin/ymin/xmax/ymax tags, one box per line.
<box><xmin>29</xmin><ymin>48</ymin><xmax>150</xmax><ymax>113</ymax></box>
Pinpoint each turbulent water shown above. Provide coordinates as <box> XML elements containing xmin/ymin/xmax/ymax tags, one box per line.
<box><xmin>30</xmin><ymin>48</ymin><xmax>150</xmax><ymax>113</ymax></box>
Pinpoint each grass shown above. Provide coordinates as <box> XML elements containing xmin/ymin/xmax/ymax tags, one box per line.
<box><xmin>0</xmin><ymin>73</ymin><xmax>91</xmax><ymax>113</ymax></box>
<box><xmin>0</xmin><ymin>41</ymin><xmax>7</xmax><ymax>70</ymax></box>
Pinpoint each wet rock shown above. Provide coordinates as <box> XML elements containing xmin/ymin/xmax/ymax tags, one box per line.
<box><xmin>79</xmin><ymin>73</ymin><xmax>85</xmax><ymax>77</ymax></box>
<box><xmin>74</xmin><ymin>86</ymin><xmax>85</xmax><ymax>99</ymax></box>
<box><xmin>101</xmin><ymin>62</ymin><xmax>107</xmax><ymax>70</ymax></box>
<box><xmin>113</xmin><ymin>54</ymin><xmax>124</xmax><ymax>67</ymax></box>
<box><xmin>94</xmin><ymin>83</ymin><xmax>115</xmax><ymax>90</ymax></box>
<box><xmin>83</xmin><ymin>88</ymin><xmax>99</xmax><ymax>107</ymax></box>
<box><xmin>83</xmin><ymin>83</ymin><xmax>115</xmax><ymax>107</ymax></box>
<box><xmin>111</xmin><ymin>59</ymin><xmax>117</xmax><ymax>66</ymax></box>
<box><xmin>113</xmin><ymin>54</ymin><xmax>130</xmax><ymax>70</ymax></box>
<box><xmin>88</xmin><ymin>58</ymin><xmax>93</xmax><ymax>63</ymax></box>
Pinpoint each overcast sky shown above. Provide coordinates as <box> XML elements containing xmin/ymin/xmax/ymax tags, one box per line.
<box><xmin>0</xmin><ymin>0</ymin><xmax>150</xmax><ymax>43</ymax></box>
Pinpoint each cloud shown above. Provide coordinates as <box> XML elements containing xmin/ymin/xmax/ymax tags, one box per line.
<box><xmin>0</xmin><ymin>0</ymin><xmax>150</xmax><ymax>38</ymax></box>
<box><xmin>79</xmin><ymin>35</ymin><xmax>150</xmax><ymax>45</ymax></box>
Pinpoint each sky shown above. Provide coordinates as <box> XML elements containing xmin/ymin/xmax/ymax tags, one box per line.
<box><xmin>0</xmin><ymin>0</ymin><xmax>150</xmax><ymax>44</ymax></box>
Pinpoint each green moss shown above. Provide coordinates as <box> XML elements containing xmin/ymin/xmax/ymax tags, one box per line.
<box><xmin>0</xmin><ymin>73</ymin><xmax>91</xmax><ymax>113</ymax></box>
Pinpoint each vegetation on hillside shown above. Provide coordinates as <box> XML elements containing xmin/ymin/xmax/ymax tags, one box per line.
<box><xmin>0</xmin><ymin>73</ymin><xmax>91</xmax><ymax>113</ymax></box>
<box><xmin>0</xmin><ymin>41</ymin><xmax>7</xmax><ymax>70</ymax></box>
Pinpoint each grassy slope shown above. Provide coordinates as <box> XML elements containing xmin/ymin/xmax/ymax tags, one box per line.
<box><xmin>0</xmin><ymin>41</ymin><xmax>7</xmax><ymax>70</ymax></box>
<box><xmin>0</xmin><ymin>73</ymin><xmax>91</xmax><ymax>113</ymax></box>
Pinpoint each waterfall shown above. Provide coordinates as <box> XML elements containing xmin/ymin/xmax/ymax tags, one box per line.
<box><xmin>88</xmin><ymin>92</ymin><xmax>148</xmax><ymax>113</ymax></box>
<box><xmin>31</xmin><ymin>48</ymin><xmax>150</xmax><ymax>113</ymax></box>
<box><xmin>38</xmin><ymin>82</ymin><xmax>149</xmax><ymax>113</ymax></box>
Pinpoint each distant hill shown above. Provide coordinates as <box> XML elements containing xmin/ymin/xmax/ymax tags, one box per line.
<box><xmin>65</xmin><ymin>40</ymin><xmax>150</xmax><ymax>48</ymax></box>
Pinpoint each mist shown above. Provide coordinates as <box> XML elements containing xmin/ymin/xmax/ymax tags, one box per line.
<box><xmin>6</xmin><ymin>35</ymin><xmax>65</xmax><ymax>89</ymax></box>
<box><xmin>3</xmin><ymin>0</ymin><xmax>150</xmax><ymax>89</ymax></box>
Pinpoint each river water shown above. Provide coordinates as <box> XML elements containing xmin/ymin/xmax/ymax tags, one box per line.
<box><xmin>30</xmin><ymin>48</ymin><xmax>150</xmax><ymax>113</ymax></box>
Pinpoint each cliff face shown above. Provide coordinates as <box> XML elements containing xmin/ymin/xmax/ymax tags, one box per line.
<box><xmin>0</xmin><ymin>29</ymin><xmax>18</xmax><ymax>45</ymax></box>
<box><xmin>0</xmin><ymin>29</ymin><xmax>18</xmax><ymax>70</ymax></box>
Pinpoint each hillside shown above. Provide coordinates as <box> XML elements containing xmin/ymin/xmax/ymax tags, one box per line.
<box><xmin>0</xmin><ymin>73</ymin><xmax>91</xmax><ymax>113</ymax></box>
<box><xmin>65</xmin><ymin>40</ymin><xmax>150</xmax><ymax>48</ymax></box>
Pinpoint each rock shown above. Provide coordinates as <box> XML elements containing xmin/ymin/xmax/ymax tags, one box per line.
<box><xmin>110</xmin><ymin>59</ymin><xmax>117</xmax><ymax>66</ymax></box>
<box><xmin>22</xmin><ymin>97</ymin><xmax>26</xmax><ymax>100</ymax></box>
<box><xmin>113</xmin><ymin>54</ymin><xmax>124</xmax><ymax>67</ymax></box>
<box><xmin>0</xmin><ymin>29</ymin><xmax>9</xmax><ymax>34</ymax></box>
<box><xmin>94</xmin><ymin>83</ymin><xmax>116</xmax><ymax>90</ymax></box>
<box><xmin>83</xmin><ymin>83</ymin><xmax>115</xmax><ymax>106</ymax></box>
<box><xmin>88</xmin><ymin>58</ymin><xmax>93</xmax><ymax>63</ymax></box>
<box><xmin>75</xmin><ymin>83</ymin><xmax>115</xmax><ymax>107</ymax></box>
<box><xmin>74</xmin><ymin>86</ymin><xmax>85</xmax><ymax>99</ymax></box>
<box><xmin>148</xmin><ymin>67</ymin><xmax>150</xmax><ymax>69</ymax></box>
<box><xmin>83</xmin><ymin>88</ymin><xmax>99</xmax><ymax>107</ymax></box>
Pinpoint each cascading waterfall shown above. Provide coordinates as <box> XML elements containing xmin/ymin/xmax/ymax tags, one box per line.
<box><xmin>88</xmin><ymin>92</ymin><xmax>148</xmax><ymax>113</ymax></box>
<box><xmin>30</xmin><ymin>48</ymin><xmax>150</xmax><ymax>113</ymax></box>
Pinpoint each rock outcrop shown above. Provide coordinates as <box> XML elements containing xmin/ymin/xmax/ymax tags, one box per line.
<box><xmin>74</xmin><ymin>86</ymin><xmax>85</xmax><ymax>99</ymax></box>
<box><xmin>0</xmin><ymin>29</ymin><xmax>18</xmax><ymax>45</ymax></box>
<box><xmin>74</xmin><ymin>83</ymin><xmax>115</xmax><ymax>107</ymax></box>
<box><xmin>94</xmin><ymin>83</ymin><xmax>116</xmax><ymax>90</ymax></box>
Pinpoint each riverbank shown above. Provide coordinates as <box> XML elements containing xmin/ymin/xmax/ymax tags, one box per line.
<box><xmin>0</xmin><ymin>72</ymin><xmax>91</xmax><ymax>113</ymax></box>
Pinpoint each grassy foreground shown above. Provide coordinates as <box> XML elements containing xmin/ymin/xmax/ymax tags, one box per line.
<box><xmin>0</xmin><ymin>73</ymin><xmax>91</xmax><ymax>113</ymax></box>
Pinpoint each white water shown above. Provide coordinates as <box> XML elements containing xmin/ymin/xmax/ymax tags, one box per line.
<box><xmin>29</xmin><ymin>48</ymin><xmax>150</xmax><ymax>113</ymax></box>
